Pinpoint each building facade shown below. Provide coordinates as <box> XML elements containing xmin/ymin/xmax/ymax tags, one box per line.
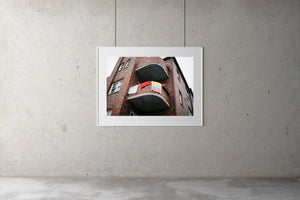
<box><xmin>107</xmin><ymin>57</ymin><xmax>193</xmax><ymax>116</ymax></box>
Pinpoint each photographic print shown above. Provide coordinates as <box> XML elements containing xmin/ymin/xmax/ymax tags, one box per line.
<box><xmin>98</xmin><ymin>47</ymin><xmax>203</xmax><ymax>126</ymax></box>
<box><xmin>106</xmin><ymin>57</ymin><xmax>193</xmax><ymax>116</ymax></box>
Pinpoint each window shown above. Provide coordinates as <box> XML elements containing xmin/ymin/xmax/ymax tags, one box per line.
<box><xmin>124</xmin><ymin>59</ymin><xmax>130</xmax><ymax>68</ymax></box>
<box><xmin>117</xmin><ymin>63</ymin><xmax>124</xmax><ymax>72</ymax></box>
<box><xmin>186</xmin><ymin>86</ymin><xmax>189</xmax><ymax>95</ymax></box>
<box><xmin>108</xmin><ymin>79</ymin><xmax>123</xmax><ymax>94</ymax></box>
<box><xmin>188</xmin><ymin>108</ymin><xmax>192</xmax><ymax>116</ymax></box>
<box><xmin>177</xmin><ymin>68</ymin><xmax>180</xmax><ymax>82</ymax></box>
<box><xmin>166</xmin><ymin>64</ymin><xmax>170</xmax><ymax>72</ymax></box>
<box><xmin>107</xmin><ymin>109</ymin><xmax>113</xmax><ymax>116</ymax></box>
<box><xmin>129</xmin><ymin>110</ymin><xmax>138</xmax><ymax>116</ymax></box>
<box><xmin>179</xmin><ymin>90</ymin><xmax>183</xmax><ymax>105</ymax></box>
<box><xmin>186</xmin><ymin>89</ymin><xmax>190</xmax><ymax>102</ymax></box>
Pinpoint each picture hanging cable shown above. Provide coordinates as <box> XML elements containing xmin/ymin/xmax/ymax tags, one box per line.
<box><xmin>115</xmin><ymin>0</ymin><xmax>117</xmax><ymax>46</ymax></box>
<box><xmin>184</xmin><ymin>0</ymin><xmax>186</xmax><ymax>47</ymax></box>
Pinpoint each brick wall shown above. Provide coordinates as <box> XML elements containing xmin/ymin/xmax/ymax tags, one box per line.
<box><xmin>107</xmin><ymin>57</ymin><xmax>136</xmax><ymax>115</ymax></box>
<box><xmin>165</xmin><ymin>58</ymin><xmax>193</xmax><ymax>116</ymax></box>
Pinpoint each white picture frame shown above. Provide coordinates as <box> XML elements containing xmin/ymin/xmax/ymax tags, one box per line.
<box><xmin>97</xmin><ymin>47</ymin><xmax>203</xmax><ymax>126</ymax></box>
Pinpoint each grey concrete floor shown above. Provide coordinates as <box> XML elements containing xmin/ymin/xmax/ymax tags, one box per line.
<box><xmin>0</xmin><ymin>178</ymin><xmax>299</xmax><ymax>200</ymax></box>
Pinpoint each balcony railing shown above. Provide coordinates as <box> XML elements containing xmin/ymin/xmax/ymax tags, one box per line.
<box><xmin>127</xmin><ymin>82</ymin><xmax>170</xmax><ymax>112</ymax></box>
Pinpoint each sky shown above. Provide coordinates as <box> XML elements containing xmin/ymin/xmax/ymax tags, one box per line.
<box><xmin>106</xmin><ymin>57</ymin><xmax>193</xmax><ymax>90</ymax></box>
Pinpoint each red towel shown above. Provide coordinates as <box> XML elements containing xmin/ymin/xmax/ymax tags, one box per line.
<box><xmin>140</xmin><ymin>81</ymin><xmax>151</xmax><ymax>88</ymax></box>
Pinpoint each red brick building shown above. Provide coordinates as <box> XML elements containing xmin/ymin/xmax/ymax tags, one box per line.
<box><xmin>107</xmin><ymin>57</ymin><xmax>193</xmax><ymax>116</ymax></box>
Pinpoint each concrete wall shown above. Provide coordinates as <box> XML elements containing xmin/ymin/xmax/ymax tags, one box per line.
<box><xmin>0</xmin><ymin>0</ymin><xmax>299</xmax><ymax>177</ymax></box>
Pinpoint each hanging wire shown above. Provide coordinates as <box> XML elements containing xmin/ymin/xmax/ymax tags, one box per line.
<box><xmin>115</xmin><ymin>0</ymin><xmax>116</xmax><ymax>46</ymax></box>
<box><xmin>184</xmin><ymin>0</ymin><xmax>186</xmax><ymax>46</ymax></box>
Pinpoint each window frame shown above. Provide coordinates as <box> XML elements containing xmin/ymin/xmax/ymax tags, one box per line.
<box><xmin>124</xmin><ymin>59</ymin><xmax>130</xmax><ymax>69</ymax></box>
<box><xmin>108</xmin><ymin>79</ymin><xmax>123</xmax><ymax>95</ymax></box>
<box><xmin>186</xmin><ymin>89</ymin><xmax>190</xmax><ymax>102</ymax></box>
<box><xmin>188</xmin><ymin>108</ymin><xmax>193</xmax><ymax>116</ymax></box>
<box><xmin>107</xmin><ymin>109</ymin><xmax>113</xmax><ymax>116</ymax></box>
<box><xmin>177</xmin><ymin>67</ymin><xmax>181</xmax><ymax>82</ymax></box>
<box><xmin>117</xmin><ymin>63</ymin><xmax>124</xmax><ymax>72</ymax></box>
<box><xmin>179</xmin><ymin>90</ymin><xmax>183</xmax><ymax>106</ymax></box>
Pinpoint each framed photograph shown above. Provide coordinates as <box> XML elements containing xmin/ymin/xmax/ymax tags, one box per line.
<box><xmin>97</xmin><ymin>47</ymin><xmax>203</xmax><ymax>126</ymax></box>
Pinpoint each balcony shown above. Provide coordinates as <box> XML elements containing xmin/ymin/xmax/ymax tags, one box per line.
<box><xmin>127</xmin><ymin>84</ymin><xmax>170</xmax><ymax>112</ymax></box>
<box><xmin>135</xmin><ymin>58</ymin><xmax>169</xmax><ymax>82</ymax></box>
